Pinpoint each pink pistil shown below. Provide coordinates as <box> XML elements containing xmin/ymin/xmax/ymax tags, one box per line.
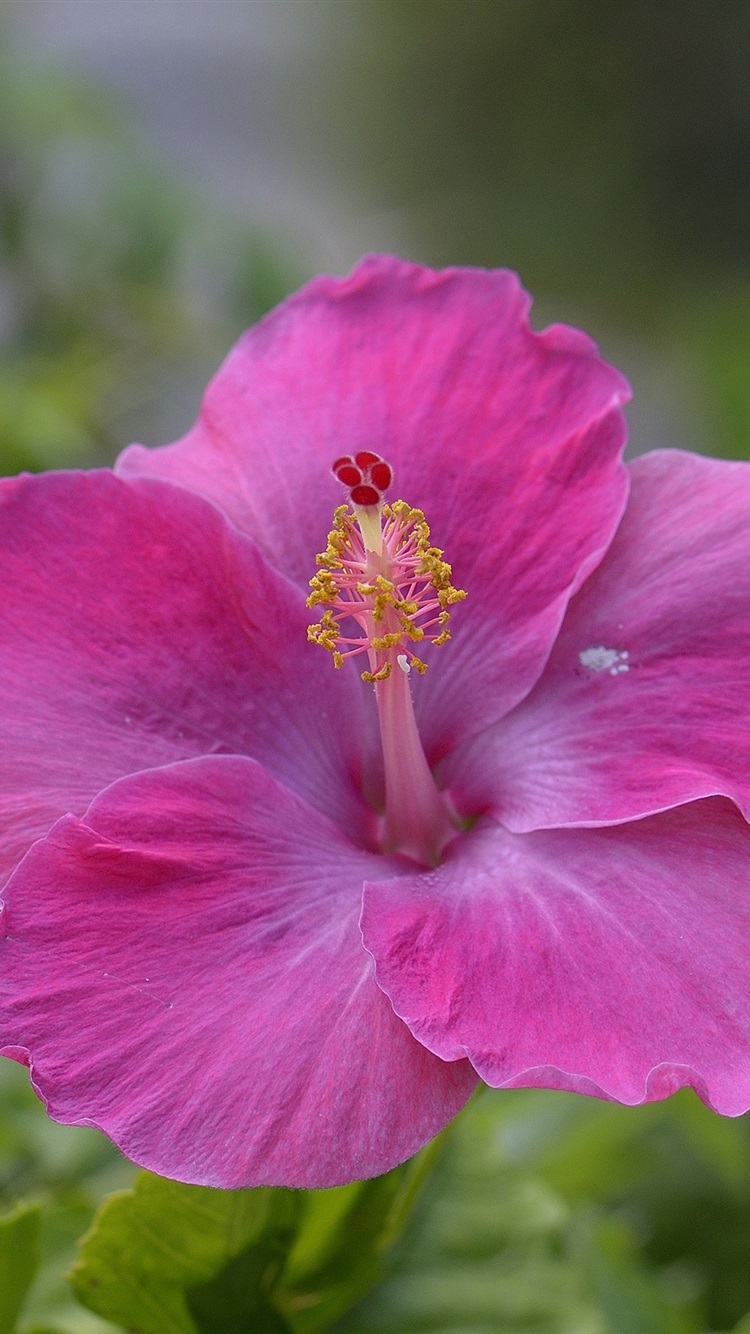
<box><xmin>374</xmin><ymin>657</ymin><xmax>457</xmax><ymax>864</ymax></box>
<box><xmin>308</xmin><ymin>455</ymin><xmax>465</xmax><ymax>865</ymax></box>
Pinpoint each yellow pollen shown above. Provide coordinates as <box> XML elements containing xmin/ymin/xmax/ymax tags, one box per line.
<box><xmin>371</xmin><ymin>632</ymin><xmax>403</xmax><ymax>651</ymax></box>
<box><xmin>362</xmin><ymin>662</ymin><xmax>392</xmax><ymax>683</ymax></box>
<box><xmin>307</xmin><ymin>497</ymin><xmax>466</xmax><ymax>681</ymax></box>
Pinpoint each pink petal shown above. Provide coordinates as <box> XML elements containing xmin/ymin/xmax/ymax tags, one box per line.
<box><xmin>0</xmin><ymin>756</ymin><xmax>476</xmax><ymax>1187</ymax></box>
<box><xmin>118</xmin><ymin>255</ymin><xmax>631</xmax><ymax>750</ymax></box>
<box><xmin>0</xmin><ymin>471</ymin><xmax>370</xmax><ymax>886</ymax></box>
<box><xmin>445</xmin><ymin>450</ymin><xmax>750</xmax><ymax>830</ymax></box>
<box><xmin>361</xmin><ymin>800</ymin><xmax>750</xmax><ymax>1115</ymax></box>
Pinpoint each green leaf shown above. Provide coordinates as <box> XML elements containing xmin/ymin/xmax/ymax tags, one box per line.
<box><xmin>70</xmin><ymin>1136</ymin><xmax>444</xmax><ymax>1334</ymax></box>
<box><xmin>0</xmin><ymin>1200</ymin><xmax>42</xmax><ymax>1334</ymax></box>
<box><xmin>277</xmin><ymin>1136</ymin><xmax>444</xmax><ymax>1331</ymax></box>
<box><xmin>186</xmin><ymin>1240</ymin><xmax>294</xmax><ymax>1334</ymax></box>
<box><xmin>71</xmin><ymin>1173</ymin><xmax>300</xmax><ymax>1334</ymax></box>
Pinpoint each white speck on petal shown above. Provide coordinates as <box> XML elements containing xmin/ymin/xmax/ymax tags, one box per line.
<box><xmin>397</xmin><ymin>653</ymin><xmax>411</xmax><ymax>674</ymax></box>
<box><xmin>579</xmin><ymin>645</ymin><xmax>630</xmax><ymax>676</ymax></box>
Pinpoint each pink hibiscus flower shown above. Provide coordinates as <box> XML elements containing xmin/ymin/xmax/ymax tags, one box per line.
<box><xmin>2</xmin><ymin>255</ymin><xmax>750</xmax><ymax>1189</ymax></box>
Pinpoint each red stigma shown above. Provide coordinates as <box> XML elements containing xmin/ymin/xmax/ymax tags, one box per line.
<box><xmin>370</xmin><ymin>461</ymin><xmax>393</xmax><ymax>491</ymax></box>
<box><xmin>350</xmin><ymin>483</ymin><xmax>381</xmax><ymax>507</ymax></box>
<box><xmin>331</xmin><ymin>451</ymin><xmax>394</xmax><ymax>507</ymax></box>
<box><xmin>354</xmin><ymin>450</ymin><xmax>381</xmax><ymax>470</ymax></box>
<box><xmin>334</xmin><ymin>463</ymin><xmax>361</xmax><ymax>488</ymax></box>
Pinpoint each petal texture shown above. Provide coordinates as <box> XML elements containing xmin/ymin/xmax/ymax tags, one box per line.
<box><xmin>362</xmin><ymin>801</ymin><xmax>750</xmax><ymax>1115</ymax></box>
<box><xmin>445</xmin><ymin>451</ymin><xmax>750</xmax><ymax>830</ymax></box>
<box><xmin>0</xmin><ymin>757</ymin><xmax>476</xmax><ymax>1187</ymax></box>
<box><xmin>0</xmin><ymin>470</ymin><xmax>370</xmax><ymax>885</ymax></box>
<box><xmin>118</xmin><ymin>255</ymin><xmax>631</xmax><ymax>751</ymax></box>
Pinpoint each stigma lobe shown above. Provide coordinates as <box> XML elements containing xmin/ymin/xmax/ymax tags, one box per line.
<box><xmin>332</xmin><ymin>452</ymin><xmax>394</xmax><ymax>508</ymax></box>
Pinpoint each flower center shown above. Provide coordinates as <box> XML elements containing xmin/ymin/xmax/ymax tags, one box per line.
<box><xmin>307</xmin><ymin>451</ymin><xmax>466</xmax><ymax>865</ymax></box>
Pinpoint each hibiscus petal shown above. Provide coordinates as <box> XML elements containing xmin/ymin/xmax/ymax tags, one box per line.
<box><xmin>117</xmin><ymin>254</ymin><xmax>631</xmax><ymax>749</ymax></box>
<box><xmin>0</xmin><ymin>471</ymin><xmax>370</xmax><ymax>885</ymax></box>
<box><xmin>0</xmin><ymin>756</ymin><xmax>476</xmax><ymax>1187</ymax></box>
<box><xmin>362</xmin><ymin>800</ymin><xmax>750</xmax><ymax>1114</ymax></box>
<box><xmin>445</xmin><ymin>450</ymin><xmax>750</xmax><ymax>830</ymax></box>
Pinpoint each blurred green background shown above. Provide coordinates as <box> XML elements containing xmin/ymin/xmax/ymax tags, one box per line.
<box><xmin>1</xmin><ymin>1</ymin><xmax>749</xmax><ymax>1330</ymax></box>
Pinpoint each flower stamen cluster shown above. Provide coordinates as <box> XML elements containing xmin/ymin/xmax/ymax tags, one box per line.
<box><xmin>307</xmin><ymin>500</ymin><xmax>466</xmax><ymax>683</ymax></box>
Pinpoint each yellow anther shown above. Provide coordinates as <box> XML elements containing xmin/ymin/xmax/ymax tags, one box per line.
<box><xmin>371</xmin><ymin>632</ymin><xmax>402</xmax><ymax>651</ymax></box>
<box><xmin>399</xmin><ymin>617</ymin><xmax>425</xmax><ymax>642</ymax></box>
<box><xmin>353</xmin><ymin>575</ymin><xmax>398</xmax><ymax>622</ymax></box>
<box><xmin>362</xmin><ymin>662</ymin><xmax>392</xmax><ymax>683</ymax></box>
<box><xmin>307</xmin><ymin>609</ymin><xmax>340</xmax><ymax>653</ymax></box>
<box><xmin>306</xmin><ymin>570</ymin><xmax>339</xmax><ymax>607</ymax></box>
<box><xmin>307</xmin><ymin>494</ymin><xmax>466</xmax><ymax>683</ymax></box>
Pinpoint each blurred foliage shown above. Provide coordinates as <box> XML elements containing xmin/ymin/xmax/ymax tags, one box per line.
<box><xmin>0</xmin><ymin>1202</ymin><xmax>40</xmax><ymax>1334</ymax></box>
<box><xmin>7</xmin><ymin>1058</ymin><xmax>750</xmax><ymax>1332</ymax></box>
<box><xmin>329</xmin><ymin>0</ymin><xmax>750</xmax><ymax>297</ymax></box>
<box><xmin>335</xmin><ymin>1087</ymin><xmax>750</xmax><ymax>1334</ymax></box>
<box><xmin>0</xmin><ymin>1060</ymin><xmax>129</xmax><ymax>1332</ymax></box>
<box><xmin>324</xmin><ymin>0</ymin><xmax>750</xmax><ymax>458</ymax></box>
<box><xmin>0</xmin><ymin>51</ymin><xmax>295</xmax><ymax>476</ymax></box>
